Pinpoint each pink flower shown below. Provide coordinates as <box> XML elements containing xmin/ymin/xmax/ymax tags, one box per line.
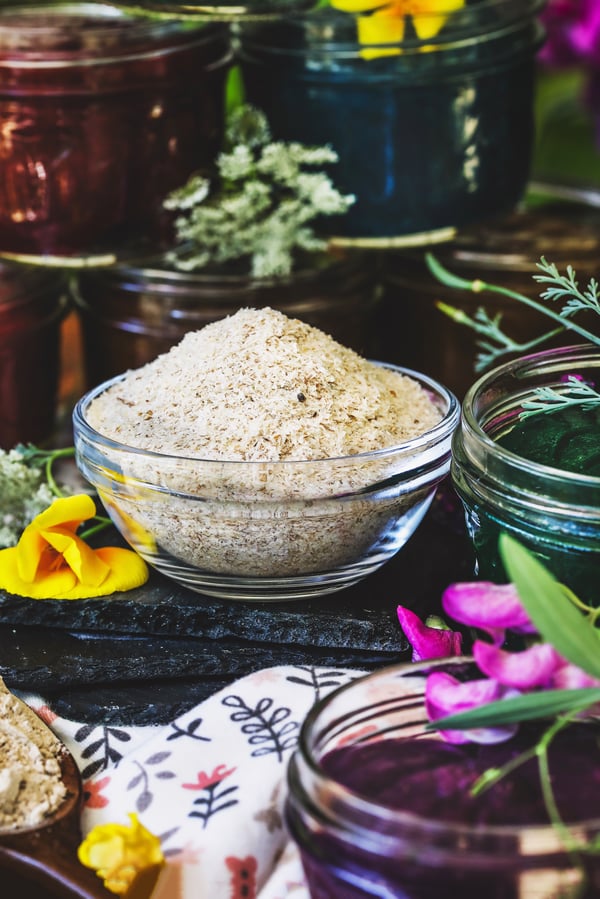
<box><xmin>540</xmin><ymin>0</ymin><xmax>600</xmax><ymax>67</ymax></box>
<box><xmin>396</xmin><ymin>605</ymin><xmax>462</xmax><ymax>661</ymax></box>
<box><xmin>473</xmin><ymin>640</ymin><xmax>563</xmax><ymax>689</ymax></box>
<box><xmin>425</xmin><ymin>671</ymin><xmax>520</xmax><ymax>744</ymax></box>
<box><xmin>441</xmin><ymin>581</ymin><xmax>536</xmax><ymax>645</ymax></box>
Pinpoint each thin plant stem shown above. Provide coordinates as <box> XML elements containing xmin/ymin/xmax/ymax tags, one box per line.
<box><xmin>426</xmin><ymin>253</ymin><xmax>600</xmax><ymax>349</ymax></box>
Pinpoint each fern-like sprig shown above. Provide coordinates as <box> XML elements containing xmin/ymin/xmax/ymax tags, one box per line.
<box><xmin>533</xmin><ymin>258</ymin><xmax>600</xmax><ymax>319</ymax></box>
<box><xmin>519</xmin><ymin>376</ymin><xmax>600</xmax><ymax>420</ymax></box>
<box><xmin>427</xmin><ymin>253</ymin><xmax>600</xmax><ymax>418</ymax></box>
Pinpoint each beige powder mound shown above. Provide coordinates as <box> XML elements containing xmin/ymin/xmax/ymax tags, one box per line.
<box><xmin>87</xmin><ymin>307</ymin><xmax>441</xmax><ymax>461</ymax></box>
<box><xmin>85</xmin><ymin>308</ymin><xmax>447</xmax><ymax>581</ymax></box>
<box><xmin>0</xmin><ymin>678</ymin><xmax>67</xmax><ymax>831</ymax></box>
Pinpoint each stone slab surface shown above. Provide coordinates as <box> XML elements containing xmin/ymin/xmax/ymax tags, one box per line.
<box><xmin>0</xmin><ymin>491</ymin><xmax>473</xmax><ymax>723</ymax></box>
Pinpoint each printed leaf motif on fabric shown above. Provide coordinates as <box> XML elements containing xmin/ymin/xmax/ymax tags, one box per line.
<box><xmin>74</xmin><ymin>724</ymin><xmax>132</xmax><ymax>780</ymax></box>
<box><xmin>285</xmin><ymin>666</ymin><xmax>356</xmax><ymax>703</ymax></box>
<box><xmin>184</xmin><ymin>765</ymin><xmax>239</xmax><ymax>829</ymax></box>
<box><xmin>126</xmin><ymin>752</ymin><xmax>176</xmax><ymax>813</ymax></box>
<box><xmin>222</xmin><ymin>694</ymin><xmax>299</xmax><ymax>761</ymax></box>
<box><xmin>167</xmin><ymin>716</ymin><xmax>210</xmax><ymax>742</ymax></box>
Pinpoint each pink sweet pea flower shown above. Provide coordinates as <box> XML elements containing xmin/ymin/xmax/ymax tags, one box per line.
<box><xmin>473</xmin><ymin>640</ymin><xmax>563</xmax><ymax>689</ymax></box>
<box><xmin>397</xmin><ymin>605</ymin><xmax>463</xmax><ymax>662</ymax></box>
<box><xmin>441</xmin><ymin>582</ymin><xmax>537</xmax><ymax>645</ymax></box>
<box><xmin>551</xmin><ymin>660</ymin><xmax>600</xmax><ymax>692</ymax></box>
<box><xmin>425</xmin><ymin>671</ymin><xmax>520</xmax><ymax>745</ymax></box>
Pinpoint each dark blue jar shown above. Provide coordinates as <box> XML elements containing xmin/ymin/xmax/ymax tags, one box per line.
<box><xmin>238</xmin><ymin>0</ymin><xmax>545</xmax><ymax>244</ymax></box>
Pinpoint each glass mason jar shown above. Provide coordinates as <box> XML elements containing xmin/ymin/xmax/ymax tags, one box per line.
<box><xmin>451</xmin><ymin>344</ymin><xmax>600</xmax><ymax>606</ymax></box>
<box><xmin>286</xmin><ymin>658</ymin><xmax>600</xmax><ymax>899</ymax></box>
<box><xmin>0</xmin><ymin>3</ymin><xmax>231</xmax><ymax>262</ymax></box>
<box><xmin>238</xmin><ymin>0</ymin><xmax>545</xmax><ymax>245</ymax></box>
<box><xmin>0</xmin><ymin>262</ymin><xmax>69</xmax><ymax>449</ymax></box>
<box><xmin>375</xmin><ymin>197</ymin><xmax>600</xmax><ymax>398</ymax></box>
<box><xmin>72</xmin><ymin>250</ymin><xmax>380</xmax><ymax>386</ymax></box>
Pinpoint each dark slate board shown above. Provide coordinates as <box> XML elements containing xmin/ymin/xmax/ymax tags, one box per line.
<box><xmin>0</xmin><ymin>487</ymin><xmax>474</xmax><ymax>724</ymax></box>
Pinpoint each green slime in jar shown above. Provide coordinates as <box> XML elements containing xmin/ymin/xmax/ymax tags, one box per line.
<box><xmin>453</xmin><ymin>404</ymin><xmax>600</xmax><ymax>606</ymax></box>
<box><xmin>500</xmin><ymin>406</ymin><xmax>600</xmax><ymax>475</ymax></box>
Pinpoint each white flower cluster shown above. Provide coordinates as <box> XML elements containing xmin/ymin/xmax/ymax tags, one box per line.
<box><xmin>0</xmin><ymin>449</ymin><xmax>54</xmax><ymax>548</ymax></box>
<box><xmin>164</xmin><ymin>106</ymin><xmax>355</xmax><ymax>278</ymax></box>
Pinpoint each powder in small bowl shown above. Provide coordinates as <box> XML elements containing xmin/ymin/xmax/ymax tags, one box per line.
<box><xmin>77</xmin><ymin>308</ymin><xmax>458</xmax><ymax>599</ymax></box>
<box><xmin>0</xmin><ymin>678</ymin><xmax>67</xmax><ymax>832</ymax></box>
<box><xmin>86</xmin><ymin>306</ymin><xmax>442</xmax><ymax>461</ymax></box>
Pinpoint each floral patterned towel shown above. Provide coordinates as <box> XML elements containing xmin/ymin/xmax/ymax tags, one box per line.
<box><xmin>24</xmin><ymin>665</ymin><xmax>364</xmax><ymax>898</ymax></box>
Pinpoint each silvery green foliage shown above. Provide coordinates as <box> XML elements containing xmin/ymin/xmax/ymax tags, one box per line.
<box><xmin>0</xmin><ymin>449</ymin><xmax>54</xmax><ymax>548</ymax></box>
<box><xmin>164</xmin><ymin>106</ymin><xmax>355</xmax><ymax>278</ymax></box>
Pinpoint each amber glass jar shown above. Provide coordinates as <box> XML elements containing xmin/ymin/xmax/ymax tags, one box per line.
<box><xmin>0</xmin><ymin>263</ymin><xmax>69</xmax><ymax>449</ymax></box>
<box><xmin>72</xmin><ymin>251</ymin><xmax>379</xmax><ymax>386</ymax></box>
<box><xmin>0</xmin><ymin>3</ymin><xmax>230</xmax><ymax>261</ymax></box>
<box><xmin>376</xmin><ymin>201</ymin><xmax>600</xmax><ymax>397</ymax></box>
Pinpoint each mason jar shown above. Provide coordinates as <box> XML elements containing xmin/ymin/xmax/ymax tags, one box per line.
<box><xmin>286</xmin><ymin>658</ymin><xmax>600</xmax><ymax>898</ymax></box>
<box><xmin>72</xmin><ymin>250</ymin><xmax>380</xmax><ymax>386</ymax></box>
<box><xmin>375</xmin><ymin>198</ymin><xmax>600</xmax><ymax>398</ymax></box>
<box><xmin>238</xmin><ymin>0</ymin><xmax>545</xmax><ymax>245</ymax></box>
<box><xmin>0</xmin><ymin>263</ymin><xmax>69</xmax><ymax>448</ymax></box>
<box><xmin>451</xmin><ymin>344</ymin><xmax>600</xmax><ymax>606</ymax></box>
<box><xmin>0</xmin><ymin>3</ymin><xmax>231</xmax><ymax>262</ymax></box>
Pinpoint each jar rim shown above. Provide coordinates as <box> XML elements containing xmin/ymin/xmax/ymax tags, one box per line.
<box><xmin>0</xmin><ymin>2</ymin><xmax>217</xmax><ymax>59</ymax></box>
<box><xmin>239</xmin><ymin>0</ymin><xmax>546</xmax><ymax>57</ymax></box>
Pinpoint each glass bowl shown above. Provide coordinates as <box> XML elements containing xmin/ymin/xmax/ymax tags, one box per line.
<box><xmin>286</xmin><ymin>658</ymin><xmax>600</xmax><ymax>898</ymax></box>
<box><xmin>73</xmin><ymin>363</ymin><xmax>458</xmax><ymax>602</ymax></box>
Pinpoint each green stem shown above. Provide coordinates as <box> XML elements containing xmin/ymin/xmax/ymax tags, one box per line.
<box><xmin>426</xmin><ymin>253</ymin><xmax>600</xmax><ymax>349</ymax></box>
<box><xmin>79</xmin><ymin>517</ymin><xmax>113</xmax><ymax>542</ymax></box>
<box><xmin>470</xmin><ymin>746</ymin><xmax>538</xmax><ymax>797</ymax></box>
<box><xmin>44</xmin><ymin>447</ymin><xmax>76</xmax><ymax>498</ymax></box>
<box><xmin>536</xmin><ymin>716</ymin><xmax>589</xmax><ymax>886</ymax></box>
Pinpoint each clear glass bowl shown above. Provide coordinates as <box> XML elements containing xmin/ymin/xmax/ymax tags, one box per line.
<box><xmin>73</xmin><ymin>363</ymin><xmax>458</xmax><ymax>601</ymax></box>
<box><xmin>451</xmin><ymin>344</ymin><xmax>600</xmax><ymax>606</ymax></box>
<box><xmin>286</xmin><ymin>658</ymin><xmax>600</xmax><ymax>898</ymax></box>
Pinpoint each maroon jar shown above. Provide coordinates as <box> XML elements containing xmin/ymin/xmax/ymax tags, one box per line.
<box><xmin>0</xmin><ymin>263</ymin><xmax>69</xmax><ymax>449</ymax></box>
<box><xmin>0</xmin><ymin>3</ymin><xmax>230</xmax><ymax>261</ymax></box>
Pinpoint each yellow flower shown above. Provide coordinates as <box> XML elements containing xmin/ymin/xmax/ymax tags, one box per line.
<box><xmin>78</xmin><ymin>813</ymin><xmax>165</xmax><ymax>897</ymax></box>
<box><xmin>0</xmin><ymin>494</ymin><xmax>149</xmax><ymax>599</ymax></box>
<box><xmin>330</xmin><ymin>0</ymin><xmax>465</xmax><ymax>59</ymax></box>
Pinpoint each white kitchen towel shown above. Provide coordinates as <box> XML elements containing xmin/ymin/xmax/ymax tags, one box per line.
<box><xmin>25</xmin><ymin>664</ymin><xmax>365</xmax><ymax>898</ymax></box>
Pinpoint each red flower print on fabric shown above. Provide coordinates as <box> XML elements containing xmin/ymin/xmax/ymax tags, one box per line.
<box><xmin>226</xmin><ymin>855</ymin><xmax>257</xmax><ymax>899</ymax></box>
<box><xmin>34</xmin><ymin>704</ymin><xmax>58</xmax><ymax>725</ymax></box>
<box><xmin>83</xmin><ymin>775</ymin><xmax>111</xmax><ymax>808</ymax></box>
<box><xmin>182</xmin><ymin>765</ymin><xmax>236</xmax><ymax>790</ymax></box>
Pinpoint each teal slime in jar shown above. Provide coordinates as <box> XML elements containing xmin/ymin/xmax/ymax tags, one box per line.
<box><xmin>238</xmin><ymin>0</ymin><xmax>545</xmax><ymax>243</ymax></box>
<box><xmin>452</xmin><ymin>345</ymin><xmax>600</xmax><ymax>606</ymax></box>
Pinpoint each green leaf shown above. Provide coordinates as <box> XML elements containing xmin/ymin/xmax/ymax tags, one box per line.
<box><xmin>499</xmin><ymin>534</ymin><xmax>600</xmax><ymax>680</ymax></box>
<box><xmin>427</xmin><ymin>688</ymin><xmax>600</xmax><ymax>731</ymax></box>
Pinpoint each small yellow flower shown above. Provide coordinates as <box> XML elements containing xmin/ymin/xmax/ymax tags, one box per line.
<box><xmin>0</xmin><ymin>494</ymin><xmax>149</xmax><ymax>599</ymax></box>
<box><xmin>78</xmin><ymin>813</ymin><xmax>165</xmax><ymax>897</ymax></box>
<box><xmin>330</xmin><ymin>0</ymin><xmax>465</xmax><ymax>59</ymax></box>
